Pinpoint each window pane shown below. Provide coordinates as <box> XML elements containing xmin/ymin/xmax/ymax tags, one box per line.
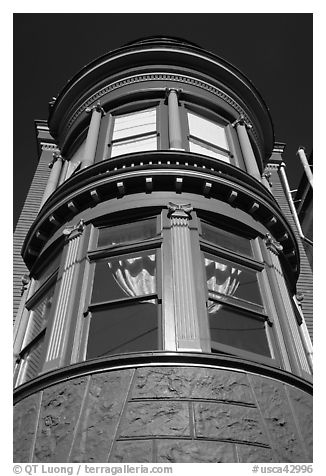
<box><xmin>112</xmin><ymin>108</ymin><xmax>157</xmax><ymax>140</ymax></box>
<box><xmin>189</xmin><ymin>139</ymin><xmax>230</xmax><ymax>162</ymax></box>
<box><xmin>204</xmin><ymin>253</ymin><xmax>262</xmax><ymax>306</ymax></box>
<box><xmin>19</xmin><ymin>335</ymin><xmax>45</xmax><ymax>383</ymax></box>
<box><xmin>201</xmin><ymin>222</ymin><xmax>253</xmax><ymax>257</ymax></box>
<box><xmin>98</xmin><ymin>218</ymin><xmax>157</xmax><ymax>248</ymax></box>
<box><xmin>87</xmin><ymin>301</ymin><xmax>158</xmax><ymax>358</ymax></box>
<box><xmin>187</xmin><ymin>111</ymin><xmax>229</xmax><ymax>150</ymax></box>
<box><xmin>209</xmin><ymin>303</ymin><xmax>270</xmax><ymax>357</ymax></box>
<box><xmin>91</xmin><ymin>251</ymin><xmax>156</xmax><ymax>303</ymax></box>
<box><xmin>24</xmin><ymin>284</ymin><xmax>55</xmax><ymax>345</ymax></box>
<box><xmin>111</xmin><ymin>134</ymin><xmax>157</xmax><ymax>157</ymax></box>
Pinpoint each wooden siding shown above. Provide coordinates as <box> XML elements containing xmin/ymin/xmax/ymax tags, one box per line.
<box><xmin>13</xmin><ymin>148</ymin><xmax>53</xmax><ymax>323</ymax></box>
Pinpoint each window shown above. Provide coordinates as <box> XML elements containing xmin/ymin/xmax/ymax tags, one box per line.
<box><xmin>187</xmin><ymin>111</ymin><xmax>230</xmax><ymax>162</ymax></box>
<box><xmin>84</xmin><ymin>217</ymin><xmax>162</xmax><ymax>359</ymax></box>
<box><xmin>14</xmin><ymin>268</ymin><xmax>58</xmax><ymax>386</ymax></box>
<box><xmin>200</xmin><ymin>220</ymin><xmax>273</xmax><ymax>361</ymax></box>
<box><xmin>109</xmin><ymin>107</ymin><xmax>158</xmax><ymax>158</ymax></box>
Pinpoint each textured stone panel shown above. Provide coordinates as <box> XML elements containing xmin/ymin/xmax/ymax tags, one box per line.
<box><xmin>157</xmin><ymin>439</ymin><xmax>236</xmax><ymax>463</ymax></box>
<box><xmin>194</xmin><ymin>402</ymin><xmax>268</xmax><ymax>444</ymax></box>
<box><xmin>14</xmin><ymin>392</ymin><xmax>41</xmax><ymax>462</ymax></box>
<box><xmin>109</xmin><ymin>440</ymin><xmax>153</xmax><ymax>463</ymax></box>
<box><xmin>250</xmin><ymin>375</ymin><xmax>309</xmax><ymax>462</ymax></box>
<box><xmin>133</xmin><ymin>366</ymin><xmax>254</xmax><ymax>403</ymax></box>
<box><xmin>190</xmin><ymin>368</ymin><xmax>254</xmax><ymax>403</ymax></box>
<box><xmin>70</xmin><ymin>369</ymin><xmax>134</xmax><ymax>463</ymax></box>
<box><xmin>237</xmin><ymin>444</ymin><xmax>275</xmax><ymax>463</ymax></box>
<box><xmin>120</xmin><ymin>401</ymin><xmax>190</xmax><ymax>437</ymax></box>
<box><xmin>287</xmin><ymin>386</ymin><xmax>313</xmax><ymax>460</ymax></box>
<box><xmin>33</xmin><ymin>377</ymin><xmax>88</xmax><ymax>462</ymax></box>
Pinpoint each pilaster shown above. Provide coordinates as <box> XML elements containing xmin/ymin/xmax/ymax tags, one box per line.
<box><xmin>42</xmin><ymin>220</ymin><xmax>86</xmax><ymax>372</ymax></box>
<box><xmin>168</xmin><ymin>203</ymin><xmax>202</xmax><ymax>351</ymax></box>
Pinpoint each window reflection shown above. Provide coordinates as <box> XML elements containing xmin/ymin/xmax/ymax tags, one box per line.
<box><xmin>91</xmin><ymin>251</ymin><xmax>156</xmax><ymax>303</ymax></box>
<box><xmin>98</xmin><ymin>218</ymin><xmax>157</xmax><ymax>248</ymax></box>
<box><xmin>111</xmin><ymin>107</ymin><xmax>158</xmax><ymax>157</ymax></box>
<box><xmin>209</xmin><ymin>304</ymin><xmax>270</xmax><ymax>357</ymax></box>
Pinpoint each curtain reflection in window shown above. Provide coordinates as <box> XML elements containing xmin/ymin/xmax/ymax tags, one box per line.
<box><xmin>108</xmin><ymin>253</ymin><xmax>156</xmax><ymax>302</ymax></box>
<box><xmin>205</xmin><ymin>257</ymin><xmax>241</xmax><ymax>313</ymax></box>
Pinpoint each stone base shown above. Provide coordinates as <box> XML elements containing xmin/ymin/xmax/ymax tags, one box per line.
<box><xmin>14</xmin><ymin>364</ymin><xmax>312</xmax><ymax>463</ymax></box>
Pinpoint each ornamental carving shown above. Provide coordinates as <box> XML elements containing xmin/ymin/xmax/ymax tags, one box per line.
<box><xmin>264</xmin><ymin>233</ymin><xmax>283</xmax><ymax>255</ymax></box>
<box><xmin>63</xmin><ymin>72</ymin><xmax>261</xmax><ymax>154</ymax></box>
<box><xmin>62</xmin><ymin>219</ymin><xmax>85</xmax><ymax>240</ymax></box>
<box><xmin>167</xmin><ymin>202</ymin><xmax>193</xmax><ymax>219</ymax></box>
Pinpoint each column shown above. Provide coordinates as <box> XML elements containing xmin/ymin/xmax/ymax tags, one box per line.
<box><xmin>263</xmin><ymin>234</ymin><xmax>311</xmax><ymax>375</ymax></box>
<box><xmin>39</xmin><ymin>152</ymin><xmax>64</xmax><ymax>208</ymax></box>
<box><xmin>43</xmin><ymin>220</ymin><xmax>85</xmax><ymax>372</ymax></box>
<box><xmin>58</xmin><ymin>158</ymin><xmax>69</xmax><ymax>186</ymax></box>
<box><xmin>297</xmin><ymin>146</ymin><xmax>313</xmax><ymax>188</ymax></box>
<box><xmin>168</xmin><ymin>203</ymin><xmax>202</xmax><ymax>351</ymax></box>
<box><xmin>233</xmin><ymin>115</ymin><xmax>261</xmax><ymax>181</ymax></box>
<box><xmin>81</xmin><ymin>102</ymin><xmax>105</xmax><ymax>169</ymax></box>
<box><xmin>166</xmin><ymin>89</ymin><xmax>184</xmax><ymax>150</ymax></box>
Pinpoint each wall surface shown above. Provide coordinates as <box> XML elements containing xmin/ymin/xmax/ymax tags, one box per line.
<box><xmin>14</xmin><ymin>365</ymin><xmax>312</xmax><ymax>463</ymax></box>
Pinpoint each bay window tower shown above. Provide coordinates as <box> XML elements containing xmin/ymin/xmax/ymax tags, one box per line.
<box><xmin>13</xmin><ymin>36</ymin><xmax>312</xmax><ymax>463</ymax></box>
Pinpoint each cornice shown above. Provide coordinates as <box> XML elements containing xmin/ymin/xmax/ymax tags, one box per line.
<box><xmin>13</xmin><ymin>351</ymin><xmax>312</xmax><ymax>405</ymax></box>
<box><xmin>22</xmin><ymin>151</ymin><xmax>299</xmax><ymax>276</ymax></box>
<box><xmin>64</xmin><ymin>72</ymin><xmax>261</xmax><ymax>149</ymax></box>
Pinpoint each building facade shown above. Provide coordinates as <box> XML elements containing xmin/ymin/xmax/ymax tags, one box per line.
<box><xmin>13</xmin><ymin>37</ymin><xmax>313</xmax><ymax>463</ymax></box>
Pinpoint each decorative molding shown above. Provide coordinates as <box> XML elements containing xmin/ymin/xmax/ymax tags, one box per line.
<box><xmin>249</xmin><ymin>202</ymin><xmax>260</xmax><ymax>214</ymax></box>
<box><xmin>167</xmin><ymin>202</ymin><xmax>193</xmax><ymax>219</ymax></box>
<box><xmin>264</xmin><ymin>233</ymin><xmax>283</xmax><ymax>255</ymax></box>
<box><xmin>40</xmin><ymin>143</ymin><xmax>60</xmax><ymax>152</ymax></box>
<box><xmin>62</xmin><ymin>219</ymin><xmax>85</xmax><ymax>241</ymax></box>
<box><xmin>203</xmin><ymin>181</ymin><xmax>212</xmax><ymax>197</ymax></box>
<box><xmin>63</xmin><ymin>72</ymin><xmax>262</xmax><ymax>153</ymax></box>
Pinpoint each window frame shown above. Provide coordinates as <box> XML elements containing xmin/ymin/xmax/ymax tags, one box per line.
<box><xmin>198</xmin><ymin>220</ymin><xmax>280</xmax><ymax>366</ymax></box>
<box><xmin>80</xmin><ymin>215</ymin><xmax>163</xmax><ymax>361</ymax></box>
<box><xmin>105</xmin><ymin>100</ymin><xmax>167</xmax><ymax>159</ymax></box>
<box><xmin>14</xmin><ymin>262</ymin><xmax>60</xmax><ymax>387</ymax></box>
<box><xmin>181</xmin><ymin>103</ymin><xmax>233</xmax><ymax>163</ymax></box>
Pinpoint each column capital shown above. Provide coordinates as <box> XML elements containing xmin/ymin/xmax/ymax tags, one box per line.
<box><xmin>62</xmin><ymin>219</ymin><xmax>85</xmax><ymax>241</ymax></box>
<box><xmin>49</xmin><ymin>152</ymin><xmax>64</xmax><ymax>168</ymax></box>
<box><xmin>167</xmin><ymin>202</ymin><xmax>193</xmax><ymax>219</ymax></box>
<box><xmin>85</xmin><ymin>101</ymin><xmax>106</xmax><ymax>116</ymax></box>
<box><xmin>262</xmin><ymin>171</ymin><xmax>272</xmax><ymax>187</ymax></box>
<box><xmin>20</xmin><ymin>274</ymin><xmax>30</xmax><ymax>296</ymax></box>
<box><xmin>232</xmin><ymin>114</ymin><xmax>252</xmax><ymax>130</ymax></box>
<box><xmin>264</xmin><ymin>233</ymin><xmax>283</xmax><ymax>255</ymax></box>
<box><xmin>164</xmin><ymin>87</ymin><xmax>182</xmax><ymax>103</ymax></box>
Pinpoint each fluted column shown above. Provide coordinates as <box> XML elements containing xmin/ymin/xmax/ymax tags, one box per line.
<box><xmin>168</xmin><ymin>203</ymin><xmax>202</xmax><ymax>351</ymax></box>
<box><xmin>233</xmin><ymin>115</ymin><xmax>261</xmax><ymax>181</ymax></box>
<box><xmin>81</xmin><ymin>102</ymin><xmax>105</xmax><ymax>169</ymax></box>
<box><xmin>166</xmin><ymin>89</ymin><xmax>184</xmax><ymax>150</ymax></box>
<box><xmin>263</xmin><ymin>234</ymin><xmax>311</xmax><ymax>375</ymax></box>
<box><xmin>43</xmin><ymin>220</ymin><xmax>85</xmax><ymax>373</ymax></box>
<box><xmin>39</xmin><ymin>152</ymin><xmax>64</xmax><ymax>208</ymax></box>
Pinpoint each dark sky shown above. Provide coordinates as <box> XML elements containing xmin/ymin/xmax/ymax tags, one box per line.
<box><xmin>13</xmin><ymin>13</ymin><xmax>312</xmax><ymax>228</ymax></box>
